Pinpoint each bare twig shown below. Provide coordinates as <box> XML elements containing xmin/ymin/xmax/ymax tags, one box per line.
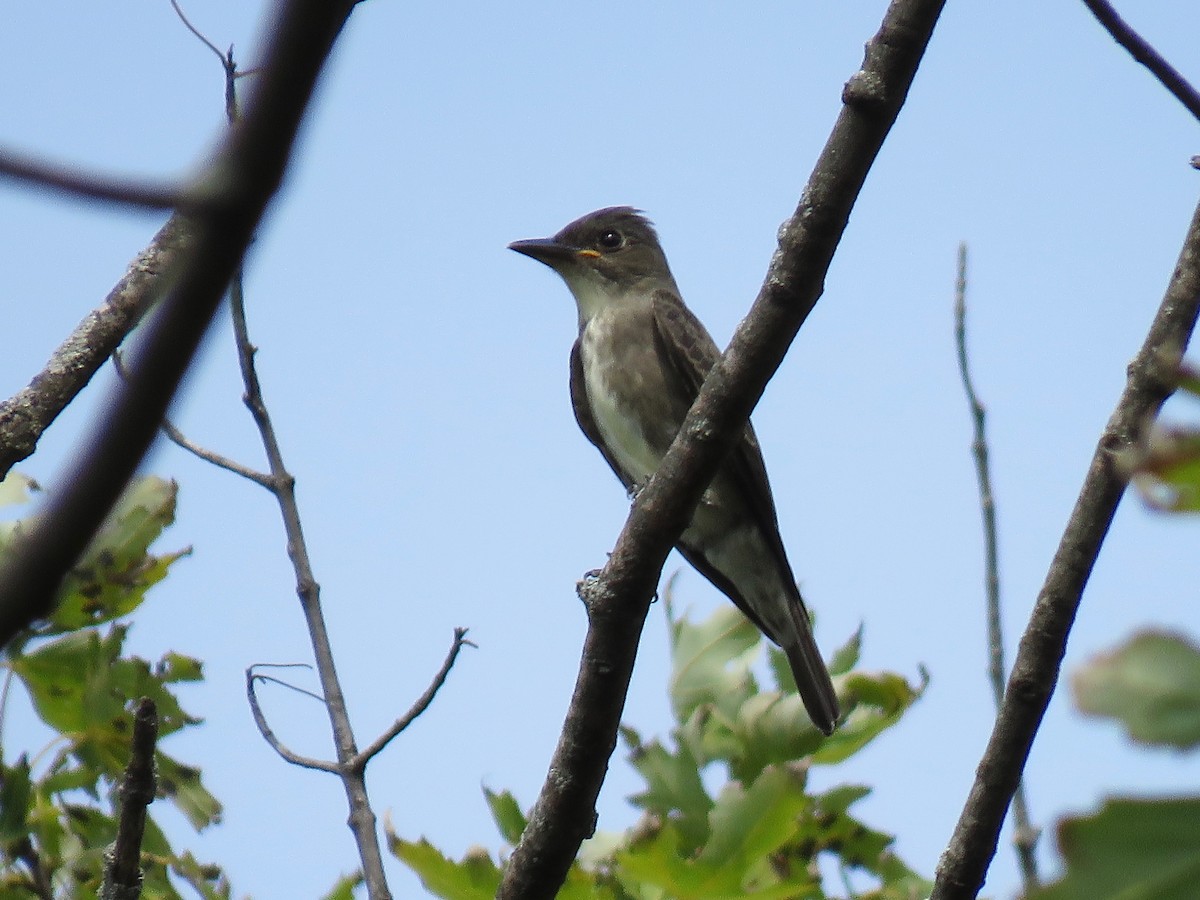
<box><xmin>932</xmin><ymin>196</ymin><xmax>1200</xmax><ymax>899</ymax></box>
<box><xmin>0</xmin><ymin>148</ymin><xmax>187</xmax><ymax>210</ymax></box>
<box><xmin>352</xmin><ymin>628</ymin><xmax>475</xmax><ymax>769</ymax></box>
<box><xmin>169</xmin><ymin>0</ymin><xmax>226</xmax><ymax>63</ymax></box>
<box><xmin>112</xmin><ymin>351</ymin><xmax>274</xmax><ymax>487</ymax></box>
<box><xmin>496</xmin><ymin>1</ymin><xmax>949</xmax><ymax>897</ymax></box>
<box><xmin>101</xmin><ymin>697</ymin><xmax>158</xmax><ymax>900</ymax></box>
<box><xmin>167</xmin><ymin>0</ymin><xmax>241</xmax><ymax>122</ymax></box>
<box><xmin>952</xmin><ymin>244</ymin><xmax>1039</xmax><ymax>891</ymax></box>
<box><xmin>1080</xmin><ymin>0</ymin><xmax>1200</xmax><ymax>123</ymax></box>
<box><xmin>245</xmin><ymin>667</ymin><xmax>340</xmax><ymax>774</ymax></box>
<box><xmin>0</xmin><ymin>0</ymin><xmax>363</xmax><ymax>648</ymax></box>
<box><xmin>0</xmin><ymin>216</ymin><xmax>193</xmax><ymax>482</ymax></box>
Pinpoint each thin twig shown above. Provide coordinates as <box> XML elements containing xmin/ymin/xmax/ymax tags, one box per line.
<box><xmin>0</xmin><ymin>0</ymin><xmax>363</xmax><ymax>647</ymax></box>
<box><xmin>1080</xmin><ymin>0</ymin><xmax>1200</xmax><ymax>123</ymax></box>
<box><xmin>0</xmin><ymin>148</ymin><xmax>188</xmax><ymax>210</ymax></box>
<box><xmin>101</xmin><ymin>697</ymin><xmax>158</xmax><ymax>900</ymax></box>
<box><xmin>932</xmin><ymin>195</ymin><xmax>1200</xmax><ymax>899</ymax></box>
<box><xmin>112</xmin><ymin>351</ymin><xmax>274</xmax><ymax>487</ymax></box>
<box><xmin>352</xmin><ymin>628</ymin><xmax>475</xmax><ymax>770</ymax></box>
<box><xmin>169</xmin><ymin>0</ymin><xmax>225</xmax><ymax>63</ymax></box>
<box><xmin>496</xmin><ymin>1</ymin><xmax>949</xmax><ymax>897</ymax></box>
<box><xmin>952</xmin><ymin>244</ymin><xmax>1040</xmax><ymax>891</ymax></box>
<box><xmin>245</xmin><ymin>668</ymin><xmax>340</xmax><ymax>773</ymax></box>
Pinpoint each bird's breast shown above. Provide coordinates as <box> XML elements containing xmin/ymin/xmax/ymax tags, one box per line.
<box><xmin>580</xmin><ymin>309</ymin><xmax>679</xmax><ymax>484</ymax></box>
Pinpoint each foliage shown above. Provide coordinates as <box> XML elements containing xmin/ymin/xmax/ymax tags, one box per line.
<box><xmin>0</xmin><ymin>475</ymin><xmax>233</xmax><ymax>899</ymax></box>
<box><xmin>389</xmin><ymin>593</ymin><xmax>930</xmax><ymax>899</ymax></box>
<box><xmin>1028</xmin><ymin>627</ymin><xmax>1200</xmax><ymax>898</ymax></box>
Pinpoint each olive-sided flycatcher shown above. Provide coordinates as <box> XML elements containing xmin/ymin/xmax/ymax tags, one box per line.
<box><xmin>509</xmin><ymin>207</ymin><xmax>839</xmax><ymax>735</ymax></box>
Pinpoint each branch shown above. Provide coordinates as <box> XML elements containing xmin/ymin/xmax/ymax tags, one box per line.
<box><xmin>0</xmin><ymin>149</ymin><xmax>186</xmax><ymax>210</ymax></box>
<box><xmin>245</xmin><ymin>667</ymin><xmax>340</xmax><ymax>774</ymax></box>
<box><xmin>0</xmin><ymin>215</ymin><xmax>193</xmax><ymax>482</ymax></box>
<box><xmin>101</xmin><ymin>697</ymin><xmax>158</xmax><ymax>900</ymax></box>
<box><xmin>351</xmin><ymin>628</ymin><xmax>475</xmax><ymax>770</ymax></box>
<box><xmin>496</xmin><ymin>1</ymin><xmax>949</xmax><ymax>897</ymax></box>
<box><xmin>931</xmin><ymin>194</ymin><xmax>1200</xmax><ymax>899</ymax></box>
<box><xmin>952</xmin><ymin>244</ymin><xmax>1039</xmax><ymax>891</ymax></box>
<box><xmin>112</xmin><ymin>350</ymin><xmax>275</xmax><ymax>487</ymax></box>
<box><xmin>0</xmin><ymin>0</ymin><xmax>363</xmax><ymax>649</ymax></box>
<box><xmin>1080</xmin><ymin>0</ymin><xmax>1200</xmax><ymax>123</ymax></box>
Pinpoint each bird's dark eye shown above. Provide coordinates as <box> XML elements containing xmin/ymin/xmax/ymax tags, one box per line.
<box><xmin>597</xmin><ymin>229</ymin><xmax>623</xmax><ymax>251</ymax></box>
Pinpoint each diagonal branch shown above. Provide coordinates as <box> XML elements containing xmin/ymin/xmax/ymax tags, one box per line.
<box><xmin>931</xmin><ymin>194</ymin><xmax>1200</xmax><ymax>899</ymax></box>
<box><xmin>496</xmin><ymin>1</ymin><xmax>949</xmax><ymax>897</ymax></box>
<box><xmin>351</xmin><ymin>628</ymin><xmax>475</xmax><ymax>771</ymax></box>
<box><xmin>1079</xmin><ymin>0</ymin><xmax>1200</xmax><ymax>123</ymax></box>
<box><xmin>0</xmin><ymin>0</ymin><xmax>363</xmax><ymax>649</ymax></box>
<box><xmin>0</xmin><ymin>215</ymin><xmax>193</xmax><ymax>482</ymax></box>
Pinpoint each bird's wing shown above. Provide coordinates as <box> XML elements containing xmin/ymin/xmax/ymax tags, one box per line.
<box><xmin>570</xmin><ymin>338</ymin><xmax>637</xmax><ymax>491</ymax></box>
<box><xmin>649</xmin><ymin>289</ymin><xmax>790</xmax><ymax>562</ymax></box>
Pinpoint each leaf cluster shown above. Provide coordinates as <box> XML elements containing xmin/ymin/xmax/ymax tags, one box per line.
<box><xmin>0</xmin><ymin>476</ymin><xmax>229</xmax><ymax>899</ymax></box>
<box><xmin>391</xmin><ymin>591</ymin><xmax>930</xmax><ymax>899</ymax></box>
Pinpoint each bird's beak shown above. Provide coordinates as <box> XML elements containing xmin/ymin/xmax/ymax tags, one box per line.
<box><xmin>508</xmin><ymin>238</ymin><xmax>585</xmax><ymax>269</ymax></box>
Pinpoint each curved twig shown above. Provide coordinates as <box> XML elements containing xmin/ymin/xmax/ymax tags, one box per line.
<box><xmin>246</xmin><ymin>667</ymin><xmax>340</xmax><ymax>773</ymax></box>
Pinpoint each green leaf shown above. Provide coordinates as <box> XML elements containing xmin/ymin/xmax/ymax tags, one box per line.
<box><xmin>320</xmin><ymin>871</ymin><xmax>365</xmax><ymax>900</ymax></box>
<box><xmin>0</xmin><ymin>756</ymin><xmax>33</xmax><ymax>843</ymax></box>
<box><xmin>49</xmin><ymin>476</ymin><xmax>190</xmax><ymax>633</ymax></box>
<box><xmin>1031</xmin><ymin>797</ymin><xmax>1200</xmax><ymax>900</ymax></box>
<box><xmin>624</xmin><ymin>728</ymin><xmax>713</xmax><ymax>853</ymax></box>
<box><xmin>157</xmin><ymin>752</ymin><xmax>222</xmax><ymax>831</ymax></box>
<box><xmin>1073</xmin><ymin>630</ymin><xmax>1200</xmax><ymax>749</ymax></box>
<box><xmin>827</xmin><ymin>624</ymin><xmax>863</xmax><ymax>676</ymax></box>
<box><xmin>483</xmin><ymin>787</ymin><xmax>527</xmax><ymax>846</ymax></box>
<box><xmin>668</xmin><ymin>605</ymin><xmax>762</xmax><ymax>725</ymax></box>
<box><xmin>702</xmin><ymin>766</ymin><xmax>809</xmax><ymax>872</ymax></box>
<box><xmin>726</xmin><ymin>692</ymin><xmax>824</xmax><ymax>784</ymax></box>
<box><xmin>388</xmin><ymin>834</ymin><xmax>500</xmax><ymax>900</ymax></box>
<box><xmin>811</xmin><ymin>668</ymin><xmax>927</xmax><ymax>766</ymax></box>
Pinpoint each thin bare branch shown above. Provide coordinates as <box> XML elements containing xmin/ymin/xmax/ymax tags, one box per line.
<box><xmin>496</xmin><ymin>1</ymin><xmax>949</xmax><ymax>896</ymax></box>
<box><xmin>169</xmin><ymin>0</ymin><xmax>225</xmax><ymax>63</ymax></box>
<box><xmin>932</xmin><ymin>195</ymin><xmax>1200</xmax><ymax>899</ymax></box>
<box><xmin>0</xmin><ymin>0</ymin><xmax>363</xmax><ymax>648</ymax></box>
<box><xmin>112</xmin><ymin>351</ymin><xmax>275</xmax><ymax>487</ymax></box>
<box><xmin>953</xmin><ymin>244</ymin><xmax>1040</xmax><ymax>891</ymax></box>
<box><xmin>352</xmin><ymin>628</ymin><xmax>475</xmax><ymax>770</ymax></box>
<box><xmin>101</xmin><ymin>697</ymin><xmax>158</xmax><ymax>900</ymax></box>
<box><xmin>246</xmin><ymin>668</ymin><xmax>340</xmax><ymax>773</ymax></box>
<box><xmin>1080</xmin><ymin>0</ymin><xmax>1200</xmax><ymax>123</ymax></box>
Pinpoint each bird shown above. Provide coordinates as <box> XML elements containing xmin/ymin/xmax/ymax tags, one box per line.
<box><xmin>508</xmin><ymin>207</ymin><xmax>839</xmax><ymax>735</ymax></box>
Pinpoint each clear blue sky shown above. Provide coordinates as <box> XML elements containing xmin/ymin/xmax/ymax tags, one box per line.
<box><xmin>3</xmin><ymin>2</ymin><xmax>1199</xmax><ymax>898</ymax></box>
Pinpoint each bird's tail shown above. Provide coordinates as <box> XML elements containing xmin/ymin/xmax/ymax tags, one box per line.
<box><xmin>781</xmin><ymin>595</ymin><xmax>839</xmax><ymax>735</ymax></box>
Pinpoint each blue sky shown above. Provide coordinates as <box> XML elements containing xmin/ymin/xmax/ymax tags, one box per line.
<box><xmin>3</xmin><ymin>2</ymin><xmax>1200</xmax><ymax>898</ymax></box>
